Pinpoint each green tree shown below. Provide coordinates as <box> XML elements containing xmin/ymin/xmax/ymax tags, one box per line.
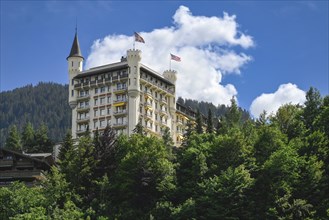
<box><xmin>32</xmin><ymin>123</ymin><xmax>53</xmax><ymax>153</ymax></box>
<box><xmin>0</xmin><ymin>182</ymin><xmax>46</xmax><ymax>219</ymax></box>
<box><xmin>225</xmin><ymin>97</ymin><xmax>242</xmax><ymax>128</ymax></box>
<box><xmin>303</xmin><ymin>87</ymin><xmax>322</xmax><ymax>132</ymax></box>
<box><xmin>21</xmin><ymin>122</ymin><xmax>35</xmax><ymax>152</ymax></box>
<box><xmin>5</xmin><ymin>125</ymin><xmax>21</xmax><ymax>151</ymax></box>
<box><xmin>197</xmin><ymin>165</ymin><xmax>254</xmax><ymax>219</ymax></box>
<box><xmin>271</xmin><ymin>104</ymin><xmax>305</xmax><ymax>140</ymax></box>
<box><xmin>162</xmin><ymin>127</ymin><xmax>174</xmax><ymax>147</ymax></box>
<box><xmin>195</xmin><ymin>109</ymin><xmax>203</xmax><ymax>134</ymax></box>
<box><xmin>206</xmin><ymin>108</ymin><xmax>214</xmax><ymax>133</ymax></box>
<box><xmin>110</xmin><ymin>134</ymin><xmax>176</xmax><ymax>219</ymax></box>
<box><xmin>133</xmin><ymin>121</ymin><xmax>146</xmax><ymax>135</ymax></box>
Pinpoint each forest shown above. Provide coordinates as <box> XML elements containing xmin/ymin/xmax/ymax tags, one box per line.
<box><xmin>0</xmin><ymin>82</ymin><xmax>71</xmax><ymax>147</ymax></box>
<box><xmin>1</xmin><ymin>87</ymin><xmax>328</xmax><ymax>219</ymax></box>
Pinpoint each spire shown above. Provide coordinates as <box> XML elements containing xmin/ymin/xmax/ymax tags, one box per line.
<box><xmin>67</xmin><ymin>30</ymin><xmax>84</xmax><ymax>60</ymax></box>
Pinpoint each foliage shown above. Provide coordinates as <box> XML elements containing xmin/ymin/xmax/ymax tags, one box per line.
<box><xmin>0</xmin><ymin>82</ymin><xmax>71</xmax><ymax>147</ymax></box>
<box><xmin>1</xmin><ymin>86</ymin><xmax>328</xmax><ymax>219</ymax></box>
<box><xmin>5</xmin><ymin>125</ymin><xmax>21</xmax><ymax>151</ymax></box>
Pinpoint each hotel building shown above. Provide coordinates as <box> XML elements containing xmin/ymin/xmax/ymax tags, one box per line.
<box><xmin>67</xmin><ymin>32</ymin><xmax>196</xmax><ymax>146</ymax></box>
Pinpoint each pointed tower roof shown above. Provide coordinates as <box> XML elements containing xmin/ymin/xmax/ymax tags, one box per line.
<box><xmin>67</xmin><ymin>31</ymin><xmax>84</xmax><ymax>60</ymax></box>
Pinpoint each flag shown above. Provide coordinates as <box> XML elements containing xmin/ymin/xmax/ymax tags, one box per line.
<box><xmin>134</xmin><ymin>32</ymin><xmax>145</xmax><ymax>43</ymax></box>
<box><xmin>170</xmin><ymin>53</ymin><xmax>181</xmax><ymax>62</ymax></box>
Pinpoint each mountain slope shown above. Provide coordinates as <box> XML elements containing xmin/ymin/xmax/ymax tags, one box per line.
<box><xmin>0</xmin><ymin>82</ymin><xmax>71</xmax><ymax>146</ymax></box>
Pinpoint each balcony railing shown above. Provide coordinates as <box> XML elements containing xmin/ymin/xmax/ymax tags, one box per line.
<box><xmin>16</xmin><ymin>161</ymin><xmax>34</xmax><ymax>167</ymax></box>
<box><xmin>0</xmin><ymin>160</ymin><xmax>14</xmax><ymax>167</ymax></box>
<box><xmin>113</xmin><ymin>122</ymin><xmax>127</xmax><ymax>127</ymax></box>
<box><xmin>113</xmin><ymin>87</ymin><xmax>127</xmax><ymax>93</ymax></box>
<box><xmin>77</xmin><ymin>94</ymin><xmax>90</xmax><ymax>100</ymax></box>
<box><xmin>0</xmin><ymin>170</ymin><xmax>45</xmax><ymax>179</ymax></box>
<box><xmin>113</xmin><ymin>110</ymin><xmax>127</xmax><ymax>116</ymax></box>
<box><xmin>77</xmin><ymin>117</ymin><xmax>90</xmax><ymax>122</ymax></box>
<box><xmin>113</xmin><ymin>99</ymin><xmax>127</xmax><ymax>103</ymax></box>
<box><xmin>160</xmin><ymin>98</ymin><xmax>167</xmax><ymax>104</ymax></box>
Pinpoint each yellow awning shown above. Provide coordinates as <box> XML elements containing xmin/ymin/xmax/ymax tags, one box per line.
<box><xmin>113</xmin><ymin>102</ymin><xmax>125</xmax><ymax>107</ymax></box>
<box><xmin>145</xmin><ymin>106</ymin><xmax>153</xmax><ymax>111</ymax></box>
<box><xmin>145</xmin><ymin>94</ymin><xmax>153</xmax><ymax>100</ymax></box>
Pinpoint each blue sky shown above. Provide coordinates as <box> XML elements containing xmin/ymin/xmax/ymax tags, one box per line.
<box><xmin>1</xmin><ymin>1</ymin><xmax>328</xmax><ymax>116</ymax></box>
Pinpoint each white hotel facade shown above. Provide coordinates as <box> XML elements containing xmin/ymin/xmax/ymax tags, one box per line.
<box><xmin>67</xmin><ymin>32</ymin><xmax>196</xmax><ymax>146</ymax></box>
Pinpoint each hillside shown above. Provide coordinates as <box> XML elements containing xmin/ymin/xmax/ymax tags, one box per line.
<box><xmin>0</xmin><ymin>82</ymin><xmax>249</xmax><ymax>146</ymax></box>
<box><xmin>0</xmin><ymin>82</ymin><xmax>71</xmax><ymax>146</ymax></box>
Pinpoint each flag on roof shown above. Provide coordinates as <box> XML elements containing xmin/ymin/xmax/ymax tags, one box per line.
<box><xmin>170</xmin><ymin>53</ymin><xmax>181</xmax><ymax>62</ymax></box>
<box><xmin>134</xmin><ymin>32</ymin><xmax>145</xmax><ymax>43</ymax></box>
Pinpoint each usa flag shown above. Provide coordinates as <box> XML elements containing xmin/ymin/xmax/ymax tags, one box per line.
<box><xmin>134</xmin><ymin>32</ymin><xmax>145</xmax><ymax>43</ymax></box>
<box><xmin>170</xmin><ymin>53</ymin><xmax>181</xmax><ymax>62</ymax></box>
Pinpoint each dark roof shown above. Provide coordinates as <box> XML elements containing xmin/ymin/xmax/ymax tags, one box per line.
<box><xmin>0</xmin><ymin>148</ymin><xmax>53</xmax><ymax>168</ymax></box>
<box><xmin>67</xmin><ymin>32</ymin><xmax>84</xmax><ymax>60</ymax></box>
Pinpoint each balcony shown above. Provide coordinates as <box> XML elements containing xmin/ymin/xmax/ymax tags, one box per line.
<box><xmin>144</xmin><ymin>102</ymin><xmax>152</xmax><ymax>109</ymax></box>
<box><xmin>113</xmin><ymin>87</ymin><xmax>127</xmax><ymax>94</ymax></box>
<box><xmin>74</xmin><ymin>83</ymin><xmax>82</xmax><ymax>89</ymax></box>
<box><xmin>113</xmin><ymin>121</ymin><xmax>127</xmax><ymax>128</ymax></box>
<box><xmin>177</xmin><ymin>119</ymin><xmax>183</xmax><ymax>125</ymax></box>
<box><xmin>76</xmin><ymin>129</ymin><xmax>88</xmax><ymax>135</ymax></box>
<box><xmin>77</xmin><ymin>117</ymin><xmax>90</xmax><ymax>123</ymax></box>
<box><xmin>113</xmin><ymin>99</ymin><xmax>127</xmax><ymax>104</ymax></box>
<box><xmin>144</xmin><ymin>113</ymin><xmax>153</xmax><ymax>120</ymax></box>
<box><xmin>77</xmin><ymin>105</ymin><xmax>90</xmax><ymax>112</ymax></box>
<box><xmin>0</xmin><ymin>160</ymin><xmax>13</xmax><ymax>167</ymax></box>
<box><xmin>16</xmin><ymin>161</ymin><xmax>34</xmax><ymax>168</ymax></box>
<box><xmin>160</xmin><ymin>109</ymin><xmax>167</xmax><ymax>115</ymax></box>
<box><xmin>77</xmin><ymin>94</ymin><xmax>90</xmax><ymax>100</ymax></box>
<box><xmin>160</xmin><ymin>98</ymin><xmax>167</xmax><ymax>104</ymax></box>
<box><xmin>113</xmin><ymin>110</ymin><xmax>127</xmax><ymax>116</ymax></box>
<box><xmin>0</xmin><ymin>170</ymin><xmax>46</xmax><ymax>180</ymax></box>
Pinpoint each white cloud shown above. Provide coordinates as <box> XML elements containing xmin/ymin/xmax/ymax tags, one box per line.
<box><xmin>85</xmin><ymin>5</ymin><xmax>254</xmax><ymax>106</ymax></box>
<box><xmin>250</xmin><ymin>83</ymin><xmax>306</xmax><ymax>118</ymax></box>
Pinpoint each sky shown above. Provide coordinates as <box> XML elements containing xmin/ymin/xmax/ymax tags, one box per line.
<box><xmin>1</xmin><ymin>1</ymin><xmax>328</xmax><ymax>117</ymax></box>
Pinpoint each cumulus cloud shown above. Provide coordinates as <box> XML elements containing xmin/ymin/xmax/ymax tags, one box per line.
<box><xmin>250</xmin><ymin>83</ymin><xmax>306</xmax><ymax>118</ymax></box>
<box><xmin>85</xmin><ymin>5</ymin><xmax>254</xmax><ymax>105</ymax></box>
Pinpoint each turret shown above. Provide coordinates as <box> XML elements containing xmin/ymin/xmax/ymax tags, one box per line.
<box><xmin>126</xmin><ymin>49</ymin><xmax>142</xmax><ymax>135</ymax></box>
<box><xmin>163</xmin><ymin>70</ymin><xmax>177</xmax><ymax>85</ymax></box>
<box><xmin>67</xmin><ymin>31</ymin><xmax>84</xmax><ymax>109</ymax></box>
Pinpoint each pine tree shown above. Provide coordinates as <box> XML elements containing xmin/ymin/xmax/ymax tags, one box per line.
<box><xmin>196</xmin><ymin>109</ymin><xmax>203</xmax><ymax>134</ymax></box>
<box><xmin>206</xmin><ymin>108</ymin><xmax>214</xmax><ymax>133</ymax></box>
<box><xmin>133</xmin><ymin>122</ymin><xmax>146</xmax><ymax>135</ymax></box>
<box><xmin>303</xmin><ymin>87</ymin><xmax>322</xmax><ymax>132</ymax></box>
<box><xmin>5</xmin><ymin>125</ymin><xmax>21</xmax><ymax>152</ymax></box>
<box><xmin>32</xmin><ymin>124</ymin><xmax>52</xmax><ymax>153</ymax></box>
<box><xmin>21</xmin><ymin>122</ymin><xmax>35</xmax><ymax>152</ymax></box>
<box><xmin>162</xmin><ymin>127</ymin><xmax>174</xmax><ymax>147</ymax></box>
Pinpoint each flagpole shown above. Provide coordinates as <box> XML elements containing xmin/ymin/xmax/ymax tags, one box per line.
<box><xmin>169</xmin><ymin>55</ymin><xmax>172</xmax><ymax>70</ymax></box>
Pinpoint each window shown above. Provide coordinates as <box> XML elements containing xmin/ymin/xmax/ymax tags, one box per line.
<box><xmin>94</xmin><ymin>98</ymin><xmax>98</xmax><ymax>106</ymax></box>
<box><xmin>71</xmin><ymin>79</ymin><xmax>74</xmax><ymax>85</ymax></box>
<box><xmin>94</xmin><ymin>109</ymin><xmax>98</xmax><ymax>117</ymax></box>
<box><xmin>107</xmin><ymin>96</ymin><xmax>111</xmax><ymax>103</ymax></box>
<box><xmin>94</xmin><ymin>121</ymin><xmax>98</xmax><ymax>129</ymax></box>
<box><xmin>107</xmin><ymin>108</ymin><xmax>111</xmax><ymax>115</ymax></box>
<box><xmin>100</xmin><ymin>97</ymin><xmax>105</xmax><ymax>105</ymax></box>
<box><xmin>72</xmin><ymin>61</ymin><xmax>73</xmax><ymax>67</ymax></box>
<box><xmin>155</xmin><ymin>92</ymin><xmax>158</xmax><ymax>98</ymax></box>
<box><xmin>71</xmin><ymin>90</ymin><xmax>74</xmax><ymax>97</ymax></box>
<box><xmin>100</xmin><ymin>108</ymin><xmax>105</xmax><ymax>116</ymax></box>
<box><xmin>100</xmin><ymin>87</ymin><xmax>106</xmax><ymax>93</ymax></box>
<box><xmin>100</xmin><ymin>120</ymin><xmax>106</xmax><ymax>128</ymax></box>
<box><xmin>95</xmin><ymin>88</ymin><xmax>99</xmax><ymax>94</ymax></box>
